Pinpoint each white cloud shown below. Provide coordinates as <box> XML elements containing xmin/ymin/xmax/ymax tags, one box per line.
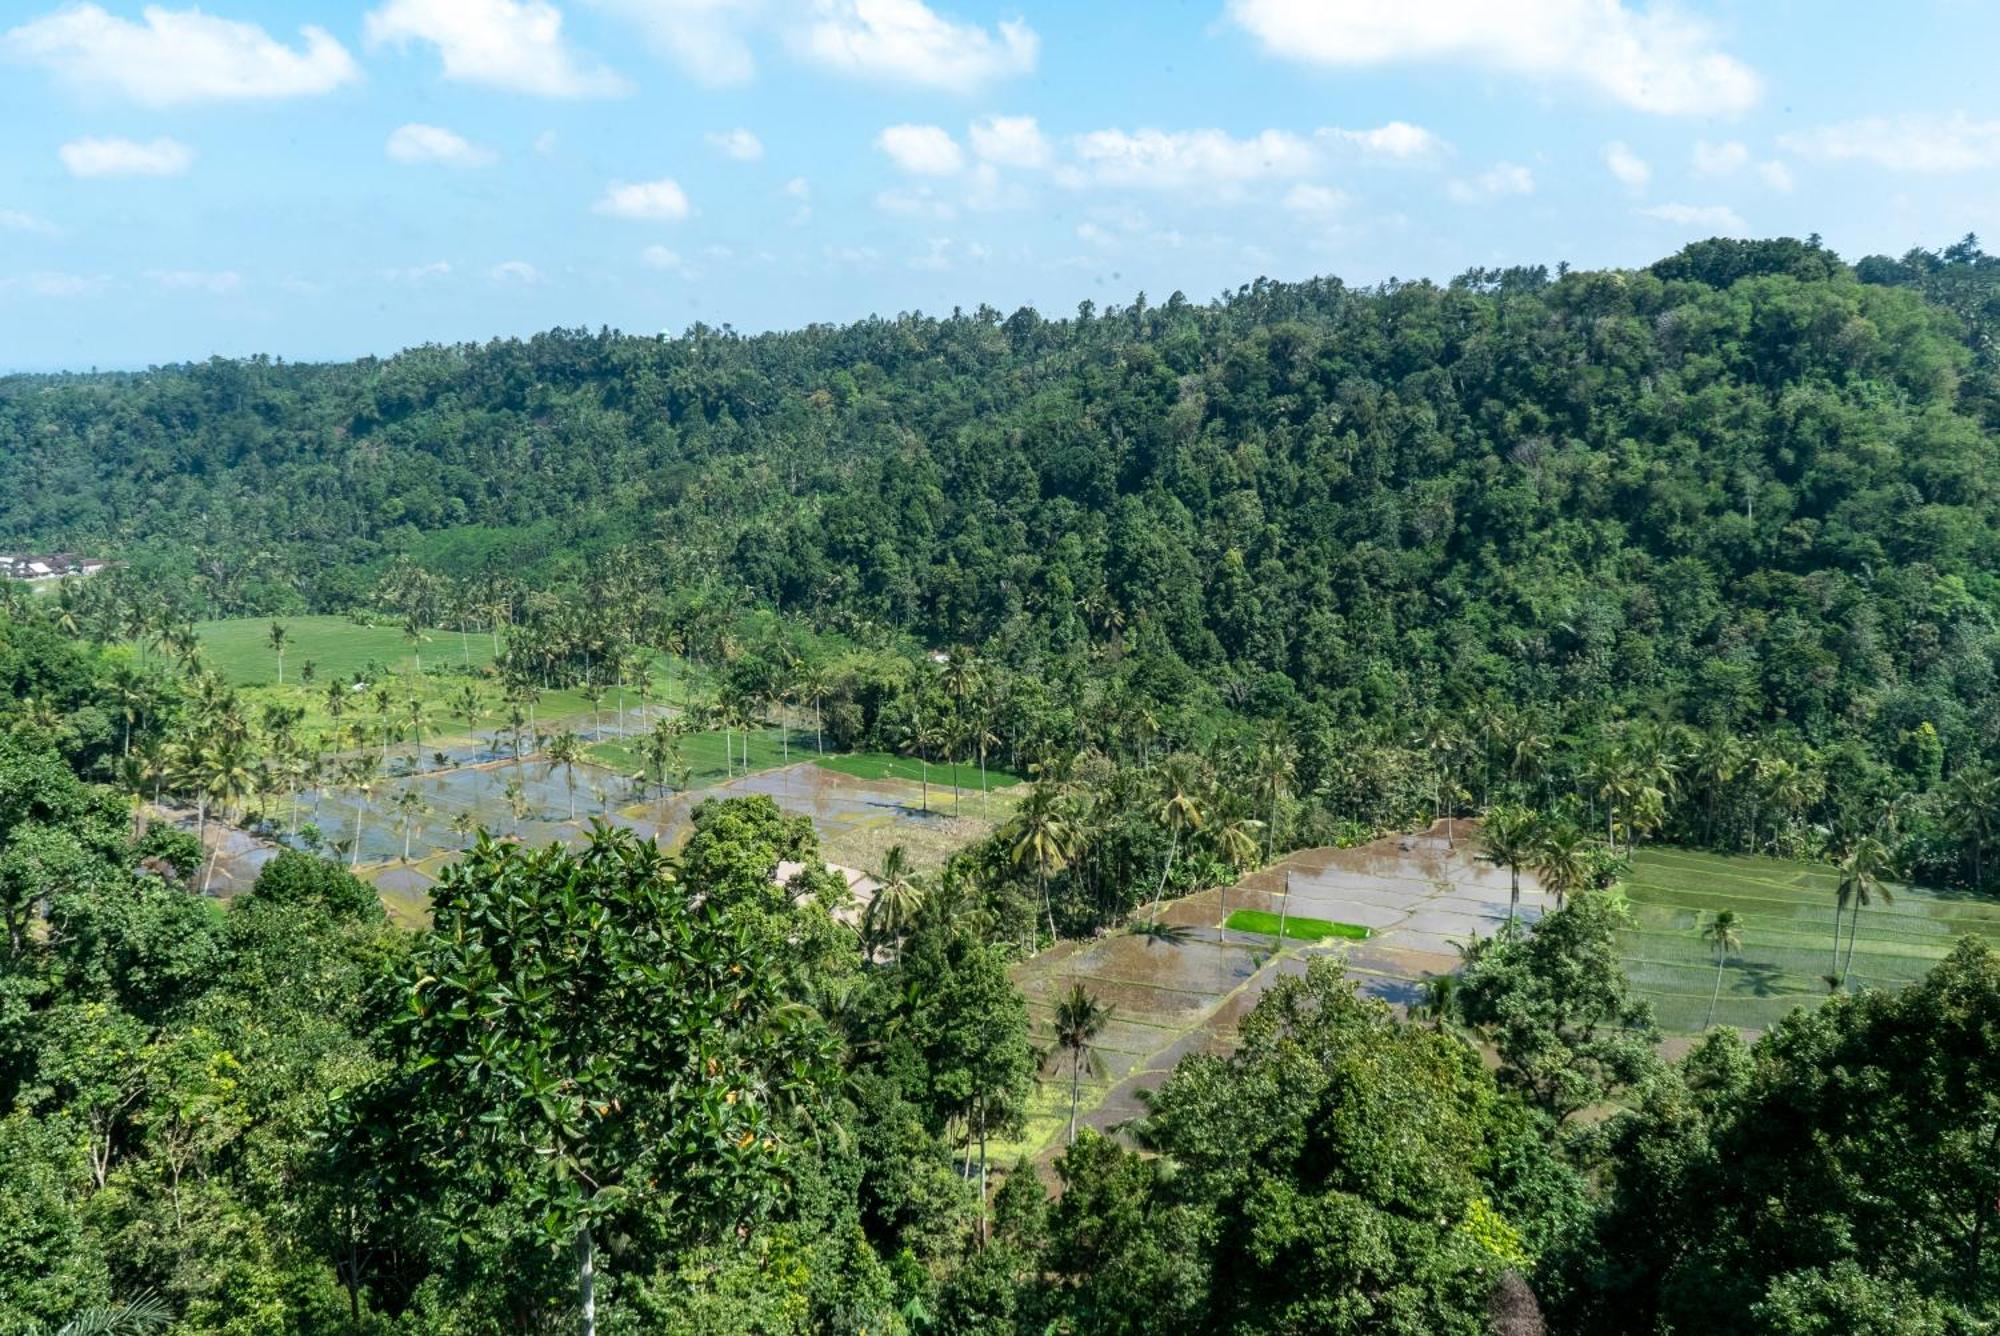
<box><xmin>1068</xmin><ymin>127</ymin><xmax>1319</xmax><ymax>190</ymax></box>
<box><xmin>970</xmin><ymin>115</ymin><xmax>1049</xmax><ymax>169</ymax></box>
<box><xmin>489</xmin><ymin>260</ymin><xmax>542</xmax><ymax>283</ymax></box>
<box><xmin>1227</xmin><ymin>0</ymin><xmax>1758</xmax><ymax>116</ymax></box>
<box><xmin>365</xmin><ymin>0</ymin><xmax>627</xmax><ymax>97</ymax></box>
<box><xmin>22</xmin><ymin>271</ymin><xmax>108</xmax><ymax>299</ymax></box>
<box><xmin>641</xmin><ymin>244</ymin><xmax>690</xmax><ymax>272</ymax></box>
<box><xmin>1692</xmin><ymin>138</ymin><xmax>1749</xmax><ymax>175</ymax></box>
<box><xmin>1604</xmin><ymin>141</ymin><xmax>1650</xmax><ymax>188</ymax></box>
<box><xmin>707</xmin><ymin>128</ymin><xmax>764</xmax><ymax>161</ymax></box>
<box><xmin>383</xmin><ymin>260</ymin><xmax>453</xmax><ymax>282</ymax></box>
<box><xmin>594</xmin><ymin>178</ymin><xmax>692</xmax><ymax>221</ymax></box>
<box><xmin>59</xmin><ymin>136</ymin><xmax>193</xmax><ymax>178</ymax></box>
<box><xmin>1447</xmin><ymin>162</ymin><xmax>1534</xmax><ymax>203</ymax></box>
<box><xmin>877</xmin><ymin>124</ymin><xmax>964</xmax><ymax>175</ymax></box>
<box><xmin>783</xmin><ymin>176</ymin><xmax>810</xmax><ymax>198</ymax></box>
<box><xmin>1283</xmin><ymin>183</ymin><xmax>1349</xmax><ymax>216</ymax></box>
<box><xmin>387</xmin><ymin>123</ymin><xmax>496</xmax><ymax>167</ymax></box>
<box><xmin>1778</xmin><ymin>114</ymin><xmax>2000</xmax><ymax>173</ymax></box>
<box><xmin>591</xmin><ymin>0</ymin><xmax>757</xmax><ymax>88</ymax></box>
<box><xmin>146</xmin><ymin>268</ymin><xmax>242</xmax><ymax>294</ymax></box>
<box><xmin>802</xmin><ymin>0</ymin><xmax>1036</xmax><ymax>91</ymax></box>
<box><xmin>2</xmin><ymin>3</ymin><xmax>357</xmax><ymax>105</ymax></box>
<box><xmin>1757</xmin><ymin>160</ymin><xmax>1794</xmax><ymax>192</ymax></box>
<box><xmin>874</xmin><ymin>185</ymin><xmax>956</xmax><ymax>219</ymax></box>
<box><xmin>1640</xmin><ymin>201</ymin><xmax>1745</xmax><ymax>231</ymax></box>
<box><xmin>1321</xmin><ymin>121</ymin><xmax>1445</xmax><ymax>160</ymax></box>
<box><xmin>0</xmin><ymin>208</ymin><xmax>58</xmax><ymax>237</ymax></box>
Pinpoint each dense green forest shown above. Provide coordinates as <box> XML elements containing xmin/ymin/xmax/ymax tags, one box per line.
<box><xmin>4</xmin><ymin>237</ymin><xmax>2000</xmax><ymax>1332</ymax></box>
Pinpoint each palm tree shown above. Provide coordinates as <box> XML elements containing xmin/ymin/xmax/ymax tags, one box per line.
<box><xmin>901</xmin><ymin>710</ymin><xmax>946</xmax><ymax>814</ymax></box>
<box><xmin>392</xmin><ymin>787</ymin><xmax>428</xmax><ymax>862</ymax></box>
<box><xmin>1529</xmin><ymin>820</ymin><xmax>1589</xmax><ymax>907</ymax></box>
<box><xmin>970</xmin><ymin>712</ymin><xmax>999</xmax><ymax>816</ymax></box>
<box><xmin>402</xmin><ymin>615</ymin><xmax>428</xmax><ymax>676</ymax></box>
<box><xmin>450</xmin><ymin>684</ymin><xmax>483</xmax><ymax>748</ymax></box>
<box><xmin>266</xmin><ymin>621</ymin><xmax>289</xmax><ymax>685</ymax></box>
<box><xmin>795</xmin><ymin>662</ymin><xmax>830</xmax><ymax>756</ymax></box>
<box><xmin>1053</xmin><ymin>982</ymin><xmax>1113</xmax><ymax>1147</ymax></box>
<box><xmin>865</xmin><ymin>845</ymin><xmax>926</xmax><ymax>960</ymax></box>
<box><xmin>28</xmin><ymin>1290</ymin><xmax>173</xmax><ymax>1335</ymax></box>
<box><xmin>1003</xmin><ymin>781</ymin><xmax>1076</xmax><ymax>943</ymax></box>
<box><xmin>1479</xmin><ymin>804</ymin><xmax>1539</xmax><ymax>928</ymax></box>
<box><xmin>1208</xmin><ymin>803</ymin><xmax>1264</xmax><ymax>941</ymax></box>
<box><xmin>546</xmin><ymin>731</ymin><xmax>585</xmax><ymax>820</ymax></box>
<box><xmin>1413</xmin><ymin>974</ymin><xmax>1459</xmax><ymax>1032</ymax></box>
<box><xmin>1700</xmin><ymin>909</ymin><xmax>1743</xmax><ymax>1029</ymax></box>
<box><xmin>1253</xmin><ymin>725</ymin><xmax>1298</xmax><ymax>863</ymax></box>
<box><xmin>402</xmin><ymin>694</ymin><xmax>428</xmax><ymax>765</ymax></box>
<box><xmin>449</xmin><ymin>810</ymin><xmax>477</xmax><ymax>848</ymax></box>
<box><xmin>1835</xmin><ymin>836</ymin><xmax>1895</xmax><ymax>990</ymax></box>
<box><xmin>343</xmin><ymin>755</ymin><xmax>379</xmax><ymax>868</ymax></box>
<box><xmin>1945</xmin><ymin>767</ymin><xmax>2000</xmax><ymax>891</ymax></box>
<box><xmin>1147</xmin><ymin>758</ymin><xmax>1206</xmax><ymax>923</ymax></box>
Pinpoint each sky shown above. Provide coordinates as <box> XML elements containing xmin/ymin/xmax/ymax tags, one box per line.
<box><xmin>1</xmin><ymin>0</ymin><xmax>1997</xmax><ymax>371</ymax></box>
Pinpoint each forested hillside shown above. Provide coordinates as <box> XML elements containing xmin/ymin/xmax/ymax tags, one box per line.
<box><xmin>10</xmin><ymin>237</ymin><xmax>2000</xmax><ymax>876</ymax></box>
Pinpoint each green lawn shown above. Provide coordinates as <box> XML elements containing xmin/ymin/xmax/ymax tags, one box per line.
<box><xmin>1224</xmin><ymin>909</ymin><xmax>1370</xmax><ymax>942</ymax></box>
<box><xmin>1621</xmin><ymin>846</ymin><xmax>2000</xmax><ymax>1033</ymax></box>
<box><xmin>814</xmin><ymin>752</ymin><xmax>1026</xmax><ymax>790</ymax></box>
<box><xmin>585</xmin><ymin>726</ymin><xmax>813</xmax><ymax>787</ymax></box>
<box><xmin>169</xmin><ymin>615</ymin><xmax>494</xmax><ymax>687</ymax></box>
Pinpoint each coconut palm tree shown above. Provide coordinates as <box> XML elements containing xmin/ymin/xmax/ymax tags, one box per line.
<box><xmin>266</xmin><ymin>621</ymin><xmax>289</xmax><ymax>685</ymax></box>
<box><xmin>546</xmin><ymin>730</ymin><xmax>585</xmax><ymax>820</ymax></box>
<box><xmin>1253</xmin><ymin>724</ymin><xmax>1297</xmax><ymax>863</ymax></box>
<box><xmin>1147</xmin><ymin>757</ymin><xmax>1207</xmax><ymax>924</ymax></box>
<box><xmin>392</xmin><ymin>787</ymin><xmax>428</xmax><ymax>863</ymax></box>
<box><xmin>1208</xmin><ymin>802</ymin><xmax>1264</xmax><ymax>942</ymax></box>
<box><xmin>1053</xmin><ymin>982</ymin><xmax>1112</xmax><ymax>1147</ymax></box>
<box><xmin>449</xmin><ymin>810</ymin><xmax>477</xmax><ymax>848</ymax></box>
<box><xmin>1700</xmin><ymin>909</ymin><xmax>1743</xmax><ymax>1029</ymax></box>
<box><xmin>343</xmin><ymin>755</ymin><xmax>379</xmax><ymax>868</ymax></box>
<box><xmin>901</xmin><ymin>710</ymin><xmax>947</xmax><ymax>815</ymax></box>
<box><xmin>1479</xmin><ymin>804</ymin><xmax>1539</xmax><ymax>928</ymax></box>
<box><xmin>1413</xmin><ymin>974</ymin><xmax>1459</xmax><ymax>1032</ymax></box>
<box><xmin>1945</xmin><ymin>766</ymin><xmax>2000</xmax><ymax>891</ymax></box>
<box><xmin>1529</xmin><ymin>820</ymin><xmax>1589</xmax><ymax>908</ymax></box>
<box><xmin>1003</xmin><ymin>781</ymin><xmax>1076</xmax><ymax>943</ymax></box>
<box><xmin>794</xmin><ymin>662</ymin><xmax>830</xmax><ymax>756</ymax></box>
<box><xmin>865</xmin><ymin>845</ymin><xmax>926</xmax><ymax>960</ymax></box>
<box><xmin>1835</xmin><ymin>836</ymin><xmax>1895</xmax><ymax>990</ymax></box>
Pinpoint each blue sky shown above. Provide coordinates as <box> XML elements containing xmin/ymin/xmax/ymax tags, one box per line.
<box><xmin>2</xmin><ymin>0</ymin><xmax>1996</xmax><ymax>371</ymax></box>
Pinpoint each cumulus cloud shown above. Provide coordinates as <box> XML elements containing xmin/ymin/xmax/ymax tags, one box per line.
<box><xmin>591</xmin><ymin>0</ymin><xmax>758</xmax><ymax>87</ymax></box>
<box><xmin>802</xmin><ymin>0</ymin><xmax>1036</xmax><ymax>91</ymax></box>
<box><xmin>365</xmin><ymin>0</ymin><xmax>628</xmax><ymax>97</ymax></box>
<box><xmin>640</xmin><ymin>244</ymin><xmax>690</xmax><ymax>272</ymax></box>
<box><xmin>1693</xmin><ymin>138</ymin><xmax>1792</xmax><ymax>191</ymax></box>
<box><xmin>0</xmin><ymin>208</ymin><xmax>59</xmax><ymax>237</ymax></box>
<box><xmin>1778</xmin><ymin>114</ymin><xmax>2000</xmax><ymax>173</ymax></box>
<box><xmin>1640</xmin><ymin>201</ymin><xmax>1745</xmax><ymax>231</ymax></box>
<box><xmin>1446</xmin><ymin>162</ymin><xmax>1534</xmax><ymax>203</ymax></box>
<box><xmin>1066</xmin><ymin>127</ymin><xmax>1319</xmax><ymax>190</ymax></box>
<box><xmin>146</xmin><ymin>268</ymin><xmax>242</xmax><ymax>294</ymax></box>
<box><xmin>489</xmin><ymin>260</ymin><xmax>542</xmax><ymax>283</ymax></box>
<box><xmin>387</xmin><ymin>123</ymin><xmax>496</xmax><ymax>167</ymax></box>
<box><xmin>707</xmin><ymin>128</ymin><xmax>764</xmax><ymax>161</ymax></box>
<box><xmin>1320</xmin><ymin>121</ymin><xmax>1446</xmax><ymax>160</ymax></box>
<box><xmin>877</xmin><ymin>124</ymin><xmax>964</xmax><ymax>175</ymax></box>
<box><xmin>1227</xmin><ymin>0</ymin><xmax>1758</xmax><ymax>116</ymax></box>
<box><xmin>594</xmin><ymin>178</ymin><xmax>692</xmax><ymax>221</ymax></box>
<box><xmin>2</xmin><ymin>3</ymin><xmax>357</xmax><ymax>105</ymax></box>
<box><xmin>59</xmin><ymin>136</ymin><xmax>193</xmax><ymax>178</ymax></box>
<box><xmin>382</xmin><ymin>260</ymin><xmax>453</xmax><ymax>282</ymax></box>
<box><xmin>970</xmin><ymin>115</ymin><xmax>1049</xmax><ymax>169</ymax></box>
<box><xmin>1283</xmin><ymin>183</ymin><xmax>1349</xmax><ymax>216</ymax></box>
<box><xmin>19</xmin><ymin>271</ymin><xmax>109</xmax><ymax>298</ymax></box>
<box><xmin>1604</xmin><ymin>141</ymin><xmax>1650</xmax><ymax>188</ymax></box>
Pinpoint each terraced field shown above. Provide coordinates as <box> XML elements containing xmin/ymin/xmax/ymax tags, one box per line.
<box><xmin>1620</xmin><ymin>846</ymin><xmax>2000</xmax><ymax>1033</ymax></box>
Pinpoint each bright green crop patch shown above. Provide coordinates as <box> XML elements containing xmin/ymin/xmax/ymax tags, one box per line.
<box><xmin>1225</xmin><ymin>909</ymin><xmax>1369</xmax><ymax>942</ymax></box>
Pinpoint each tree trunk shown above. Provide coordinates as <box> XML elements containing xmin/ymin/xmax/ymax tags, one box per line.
<box><xmin>1277</xmin><ymin>870</ymin><xmax>1291</xmax><ymax>945</ymax></box>
<box><xmin>1148</xmin><ymin>830</ymin><xmax>1180</xmax><ymax>923</ymax></box>
<box><xmin>1508</xmin><ymin>867</ymin><xmax>1520</xmax><ymax>927</ymax></box>
<box><xmin>576</xmin><ymin>1224</ymin><xmax>596</xmax><ymax>1336</ymax></box>
<box><xmin>1841</xmin><ymin>900</ymin><xmax>1864</xmax><ymax>987</ymax></box>
<box><xmin>1832</xmin><ymin>897</ymin><xmax>1845</xmax><ymax>989</ymax></box>
<box><xmin>1068</xmin><ymin>1050</ymin><xmax>1083</xmax><ymax>1146</ymax></box>
<box><xmin>1707</xmin><ymin>953</ymin><xmax>1725</xmax><ymax>1029</ymax></box>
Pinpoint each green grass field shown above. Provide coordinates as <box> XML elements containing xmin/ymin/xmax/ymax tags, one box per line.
<box><xmin>1225</xmin><ymin>909</ymin><xmax>1369</xmax><ymax>942</ymax></box>
<box><xmin>585</xmin><ymin>727</ymin><xmax>813</xmax><ymax>787</ymax></box>
<box><xmin>1621</xmin><ymin>846</ymin><xmax>2000</xmax><ymax>1033</ymax></box>
<box><xmin>173</xmin><ymin>615</ymin><xmax>495</xmax><ymax>687</ymax></box>
<box><xmin>813</xmin><ymin>752</ymin><xmax>1027</xmax><ymax>790</ymax></box>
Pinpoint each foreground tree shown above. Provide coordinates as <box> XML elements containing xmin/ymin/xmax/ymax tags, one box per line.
<box><xmin>1053</xmin><ymin>982</ymin><xmax>1112</xmax><ymax>1147</ymax></box>
<box><xmin>339</xmin><ymin>820</ymin><xmax>841</xmax><ymax>1335</ymax></box>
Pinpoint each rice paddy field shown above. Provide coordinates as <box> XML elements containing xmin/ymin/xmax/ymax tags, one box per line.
<box><xmin>176</xmin><ymin>614</ymin><xmax>498</xmax><ymax>686</ymax></box>
<box><xmin>1620</xmin><ymin>846</ymin><xmax>2000</xmax><ymax>1033</ymax></box>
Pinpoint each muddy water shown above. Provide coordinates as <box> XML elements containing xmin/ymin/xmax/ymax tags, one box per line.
<box><xmin>1009</xmin><ymin>821</ymin><xmax>1550</xmax><ymax>1154</ymax></box>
